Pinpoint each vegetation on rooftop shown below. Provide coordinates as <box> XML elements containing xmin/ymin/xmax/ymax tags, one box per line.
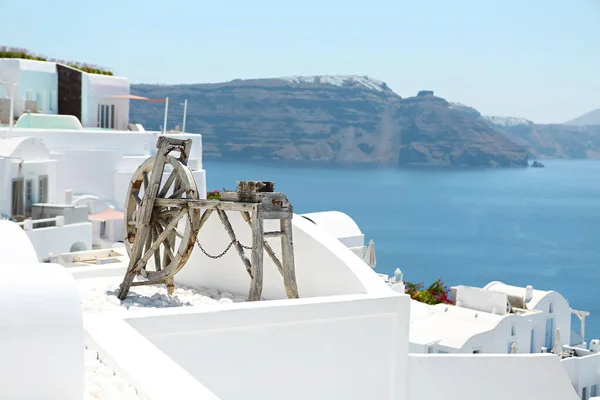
<box><xmin>405</xmin><ymin>279</ymin><xmax>454</xmax><ymax>305</ymax></box>
<box><xmin>0</xmin><ymin>46</ymin><xmax>114</xmax><ymax>76</ymax></box>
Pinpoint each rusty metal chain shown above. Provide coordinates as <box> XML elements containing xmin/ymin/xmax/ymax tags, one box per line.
<box><xmin>184</xmin><ymin>210</ymin><xmax>252</xmax><ymax>259</ymax></box>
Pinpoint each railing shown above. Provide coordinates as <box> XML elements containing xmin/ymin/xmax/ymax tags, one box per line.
<box><xmin>18</xmin><ymin>216</ymin><xmax>65</xmax><ymax>231</ymax></box>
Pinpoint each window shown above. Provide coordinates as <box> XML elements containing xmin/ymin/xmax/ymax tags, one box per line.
<box><xmin>549</xmin><ymin>303</ymin><xmax>554</xmax><ymax>314</ymax></box>
<box><xmin>50</xmin><ymin>90</ymin><xmax>57</xmax><ymax>111</ymax></box>
<box><xmin>110</xmin><ymin>104</ymin><xmax>115</xmax><ymax>129</ymax></box>
<box><xmin>511</xmin><ymin>324</ymin><xmax>516</xmax><ymax>336</ymax></box>
<box><xmin>100</xmin><ymin>221</ymin><xmax>107</xmax><ymax>239</ymax></box>
<box><xmin>530</xmin><ymin>329</ymin><xmax>535</xmax><ymax>353</ymax></box>
<box><xmin>507</xmin><ymin>340</ymin><xmax>516</xmax><ymax>353</ymax></box>
<box><xmin>25</xmin><ymin>179</ymin><xmax>33</xmax><ymax>216</ymax></box>
<box><xmin>582</xmin><ymin>386</ymin><xmax>588</xmax><ymax>400</ymax></box>
<box><xmin>38</xmin><ymin>175</ymin><xmax>48</xmax><ymax>203</ymax></box>
<box><xmin>438</xmin><ymin>350</ymin><xmax>448</xmax><ymax>354</ymax></box>
<box><xmin>11</xmin><ymin>178</ymin><xmax>24</xmax><ymax>216</ymax></box>
<box><xmin>427</xmin><ymin>346</ymin><xmax>434</xmax><ymax>354</ymax></box>
<box><xmin>97</xmin><ymin>104</ymin><xmax>115</xmax><ymax>128</ymax></box>
<box><xmin>591</xmin><ymin>385</ymin><xmax>598</xmax><ymax>398</ymax></box>
<box><xmin>546</xmin><ymin>318</ymin><xmax>555</xmax><ymax>349</ymax></box>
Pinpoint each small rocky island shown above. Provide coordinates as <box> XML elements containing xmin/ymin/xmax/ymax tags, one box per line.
<box><xmin>531</xmin><ymin>160</ymin><xmax>545</xmax><ymax>168</ymax></box>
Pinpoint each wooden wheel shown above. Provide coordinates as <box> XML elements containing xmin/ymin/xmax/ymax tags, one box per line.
<box><xmin>123</xmin><ymin>153</ymin><xmax>200</xmax><ymax>285</ymax></box>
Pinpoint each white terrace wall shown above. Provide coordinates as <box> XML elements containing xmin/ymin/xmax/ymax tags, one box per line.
<box><xmin>562</xmin><ymin>353</ymin><xmax>600</xmax><ymax>398</ymax></box>
<box><xmin>455</xmin><ymin>313</ymin><xmax>536</xmax><ymax>354</ymax></box>
<box><xmin>408</xmin><ymin>354</ymin><xmax>579</xmax><ymax>400</ymax></box>
<box><xmin>7</xmin><ymin>129</ymin><xmax>205</xmax><ymax>209</ymax></box>
<box><xmin>126</xmin><ymin>293</ymin><xmax>409</xmax><ymax>400</ymax></box>
<box><xmin>174</xmin><ymin>211</ymin><xmax>383</xmax><ymax>300</ymax></box>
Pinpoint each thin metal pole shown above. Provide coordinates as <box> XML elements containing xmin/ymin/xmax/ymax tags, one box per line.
<box><xmin>9</xmin><ymin>83</ymin><xmax>15</xmax><ymax>132</ymax></box>
<box><xmin>162</xmin><ymin>97</ymin><xmax>169</xmax><ymax>134</ymax></box>
<box><xmin>182</xmin><ymin>99</ymin><xmax>187</xmax><ymax>133</ymax></box>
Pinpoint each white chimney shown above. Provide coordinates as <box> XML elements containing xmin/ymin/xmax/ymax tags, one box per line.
<box><xmin>64</xmin><ymin>189</ymin><xmax>73</xmax><ymax>204</ymax></box>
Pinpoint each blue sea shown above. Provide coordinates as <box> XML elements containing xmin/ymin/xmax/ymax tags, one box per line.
<box><xmin>205</xmin><ymin>159</ymin><xmax>600</xmax><ymax>340</ymax></box>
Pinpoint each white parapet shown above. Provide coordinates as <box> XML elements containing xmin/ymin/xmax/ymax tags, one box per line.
<box><xmin>0</xmin><ymin>221</ymin><xmax>84</xmax><ymax>400</ymax></box>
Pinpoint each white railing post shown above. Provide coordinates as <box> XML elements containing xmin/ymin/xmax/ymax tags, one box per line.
<box><xmin>23</xmin><ymin>220</ymin><xmax>33</xmax><ymax>231</ymax></box>
<box><xmin>55</xmin><ymin>216</ymin><xmax>65</xmax><ymax>227</ymax></box>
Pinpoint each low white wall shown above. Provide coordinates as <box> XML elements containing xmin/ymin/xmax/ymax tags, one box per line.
<box><xmin>175</xmin><ymin>212</ymin><xmax>385</xmax><ymax>300</ymax></box>
<box><xmin>27</xmin><ymin>222</ymin><xmax>92</xmax><ymax>260</ymax></box>
<box><xmin>85</xmin><ymin>315</ymin><xmax>220</xmax><ymax>400</ymax></box>
<box><xmin>0</xmin><ymin>263</ymin><xmax>83</xmax><ymax>400</ymax></box>
<box><xmin>562</xmin><ymin>353</ymin><xmax>600</xmax><ymax>397</ymax></box>
<box><xmin>126</xmin><ymin>293</ymin><xmax>409</xmax><ymax>400</ymax></box>
<box><xmin>408</xmin><ymin>353</ymin><xmax>579</xmax><ymax>400</ymax></box>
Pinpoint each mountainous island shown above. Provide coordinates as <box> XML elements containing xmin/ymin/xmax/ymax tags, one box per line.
<box><xmin>129</xmin><ymin>76</ymin><xmax>600</xmax><ymax>167</ymax></box>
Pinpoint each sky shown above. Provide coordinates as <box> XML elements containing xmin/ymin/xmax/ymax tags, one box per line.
<box><xmin>1</xmin><ymin>0</ymin><xmax>598</xmax><ymax>123</ymax></box>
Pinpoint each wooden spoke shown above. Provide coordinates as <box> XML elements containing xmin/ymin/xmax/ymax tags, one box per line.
<box><xmin>157</xmin><ymin>171</ymin><xmax>177</xmax><ymax>198</ymax></box>
<box><xmin>142</xmin><ymin>171</ymin><xmax>149</xmax><ymax>190</ymax></box>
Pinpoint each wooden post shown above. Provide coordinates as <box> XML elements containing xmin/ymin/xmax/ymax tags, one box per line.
<box><xmin>248</xmin><ymin>208</ymin><xmax>264</xmax><ymax>301</ymax></box>
<box><xmin>280</xmin><ymin>218</ymin><xmax>299</xmax><ymax>299</ymax></box>
<box><xmin>118</xmin><ymin>138</ymin><xmax>170</xmax><ymax>300</ymax></box>
<box><xmin>216</xmin><ymin>208</ymin><xmax>253</xmax><ymax>279</ymax></box>
<box><xmin>240</xmin><ymin>211</ymin><xmax>284</xmax><ymax>276</ymax></box>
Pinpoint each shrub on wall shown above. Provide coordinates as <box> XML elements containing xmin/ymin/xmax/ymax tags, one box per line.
<box><xmin>0</xmin><ymin>46</ymin><xmax>114</xmax><ymax>76</ymax></box>
<box><xmin>405</xmin><ymin>279</ymin><xmax>453</xmax><ymax>305</ymax></box>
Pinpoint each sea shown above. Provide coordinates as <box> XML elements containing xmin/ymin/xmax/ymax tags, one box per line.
<box><xmin>205</xmin><ymin>158</ymin><xmax>600</xmax><ymax>341</ymax></box>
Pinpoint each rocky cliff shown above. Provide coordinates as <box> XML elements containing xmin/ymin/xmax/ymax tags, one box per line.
<box><xmin>130</xmin><ymin>76</ymin><xmax>529</xmax><ymax>166</ymax></box>
<box><xmin>481</xmin><ymin>116</ymin><xmax>600</xmax><ymax>159</ymax></box>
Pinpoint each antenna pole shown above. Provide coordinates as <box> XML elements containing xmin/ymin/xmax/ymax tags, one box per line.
<box><xmin>162</xmin><ymin>97</ymin><xmax>169</xmax><ymax>134</ymax></box>
<box><xmin>182</xmin><ymin>99</ymin><xmax>187</xmax><ymax>133</ymax></box>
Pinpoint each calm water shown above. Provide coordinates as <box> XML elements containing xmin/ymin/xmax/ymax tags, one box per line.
<box><xmin>204</xmin><ymin>159</ymin><xmax>600</xmax><ymax>340</ymax></box>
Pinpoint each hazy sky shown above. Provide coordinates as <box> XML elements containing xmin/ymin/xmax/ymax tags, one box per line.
<box><xmin>2</xmin><ymin>0</ymin><xmax>598</xmax><ymax>123</ymax></box>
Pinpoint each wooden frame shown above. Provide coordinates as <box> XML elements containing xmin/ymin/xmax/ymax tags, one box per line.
<box><xmin>117</xmin><ymin>137</ymin><xmax>299</xmax><ymax>302</ymax></box>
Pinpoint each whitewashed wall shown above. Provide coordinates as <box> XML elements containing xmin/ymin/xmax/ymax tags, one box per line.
<box><xmin>6</xmin><ymin>129</ymin><xmax>205</xmax><ymax>209</ymax></box>
<box><xmin>127</xmin><ymin>293</ymin><xmax>408</xmax><ymax>400</ymax></box>
<box><xmin>0</xmin><ymin>221</ymin><xmax>83</xmax><ymax>400</ymax></box>
<box><xmin>0</xmin><ymin>59</ymin><xmax>58</xmax><ymax>117</ymax></box>
<box><xmin>175</xmin><ymin>211</ymin><xmax>384</xmax><ymax>299</ymax></box>
<box><xmin>408</xmin><ymin>353</ymin><xmax>579</xmax><ymax>400</ymax></box>
<box><xmin>27</xmin><ymin>222</ymin><xmax>92</xmax><ymax>259</ymax></box>
<box><xmin>562</xmin><ymin>353</ymin><xmax>600</xmax><ymax>398</ymax></box>
<box><xmin>82</xmin><ymin>73</ymin><xmax>130</xmax><ymax>130</ymax></box>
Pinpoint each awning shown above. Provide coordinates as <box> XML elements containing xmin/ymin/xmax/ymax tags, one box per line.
<box><xmin>104</xmin><ymin>94</ymin><xmax>166</xmax><ymax>103</ymax></box>
<box><xmin>89</xmin><ymin>208</ymin><xmax>125</xmax><ymax>221</ymax></box>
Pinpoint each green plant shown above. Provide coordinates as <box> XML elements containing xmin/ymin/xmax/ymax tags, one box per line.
<box><xmin>405</xmin><ymin>279</ymin><xmax>453</xmax><ymax>305</ymax></box>
<box><xmin>0</xmin><ymin>46</ymin><xmax>114</xmax><ymax>75</ymax></box>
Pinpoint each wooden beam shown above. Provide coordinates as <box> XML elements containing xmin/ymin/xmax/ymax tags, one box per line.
<box><xmin>280</xmin><ymin>218</ymin><xmax>299</xmax><ymax>299</ymax></box>
<box><xmin>216</xmin><ymin>208</ymin><xmax>253</xmax><ymax>279</ymax></box>
<box><xmin>248</xmin><ymin>207</ymin><xmax>264</xmax><ymax>301</ymax></box>
<box><xmin>154</xmin><ymin>198</ymin><xmax>258</xmax><ymax>212</ymax></box>
<box><xmin>264</xmin><ymin>231</ymin><xmax>284</xmax><ymax>238</ymax></box>
<box><xmin>241</xmin><ymin>211</ymin><xmax>284</xmax><ymax>276</ymax></box>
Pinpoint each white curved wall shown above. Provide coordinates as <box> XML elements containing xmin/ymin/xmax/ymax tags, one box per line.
<box><xmin>0</xmin><ymin>263</ymin><xmax>84</xmax><ymax>400</ymax></box>
<box><xmin>300</xmin><ymin>211</ymin><xmax>365</xmax><ymax>248</ymax></box>
<box><xmin>0</xmin><ymin>220</ymin><xmax>38</xmax><ymax>264</ymax></box>
<box><xmin>174</xmin><ymin>211</ymin><xmax>388</xmax><ymax>299</ymax></box>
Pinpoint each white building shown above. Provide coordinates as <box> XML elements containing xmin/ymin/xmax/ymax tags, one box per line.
<box><xmin>0</xmin><ymin>135</ymin><xmax>92</xmax><ymax>259</ymax></box>
<box><xmin>400</xmin><ymin>277</ymin><xmax>600</xmax><ymax>399</ymax></box>
<box><xmin>0</xmin><ymin>58</ymin><xmax>129</xmax><ymax>130</ymax></box>
<box><xmin>0</xmin><ymin>57</ymin><xmax>206</xmax><ymax>255</ymax></box>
